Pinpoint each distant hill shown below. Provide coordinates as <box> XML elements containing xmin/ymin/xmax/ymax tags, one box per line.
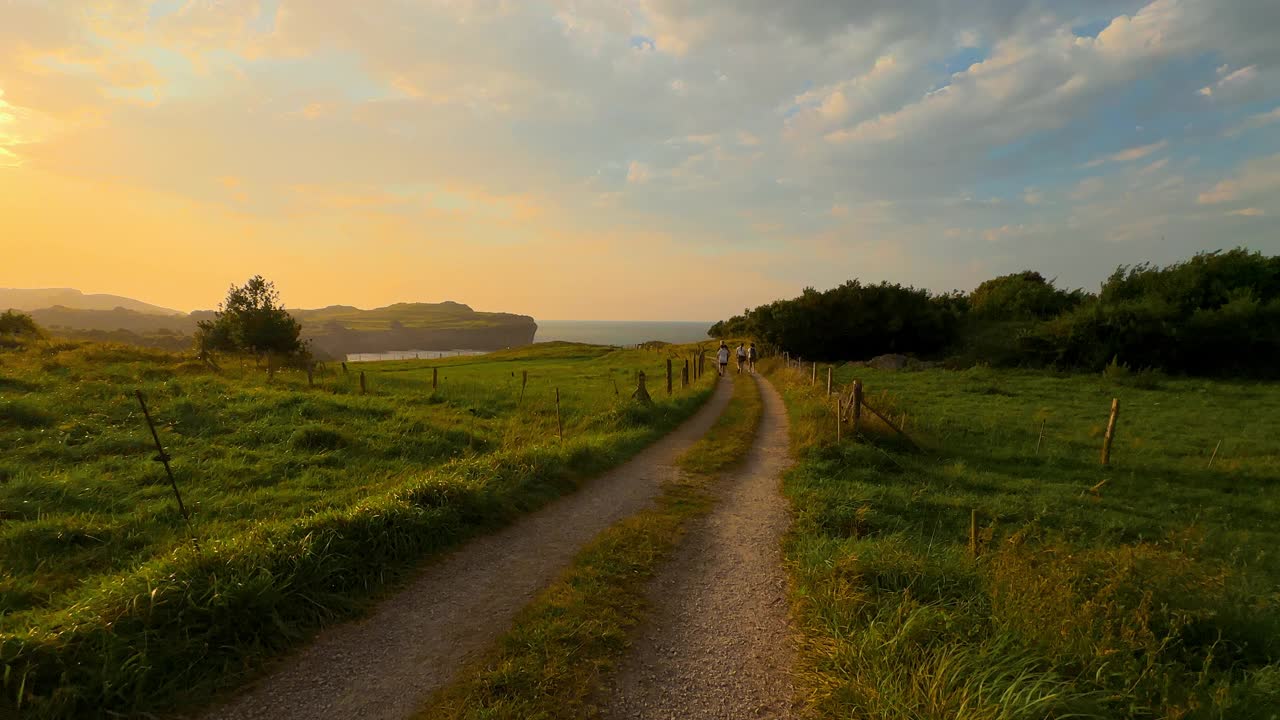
<box><xmin>295</xmin><ymin>302</ymin><xmax>537</xmax><ymax>358</ymax></box>
<box><xmin>29</xmin><ymin>306</ymin><xmax>198</xmax><ymax>334</ymax></box>
<box><xmin>0</xmin><ymin>288</ymin><xmax>183</xmax><ymax>316</ymax></box>
<box><xmin>15</xmin><ymin>292</ymin><xmax>536</xmax><ymax>359</ymax></box>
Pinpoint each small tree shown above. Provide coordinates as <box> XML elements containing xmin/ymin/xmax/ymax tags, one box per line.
<box><xmin>0</xmin><ymin>310</ymin><xmax>41</xmax><ymax>337</ymax></box>
<box><xmin>197</xmin><ymin>276</ymin><xmax>305</xmax><ymax>365</ymax></box>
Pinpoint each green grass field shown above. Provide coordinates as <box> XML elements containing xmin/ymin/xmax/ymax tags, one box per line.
<box><xmin>0</xmin><ymin>339</ymin><xmax>716</xmax><ymax>719</ymax></box>
<box><xmin>771</xmin><ymin>360</ymin><xmax>1280</xmax><ymax>718</ymax></box>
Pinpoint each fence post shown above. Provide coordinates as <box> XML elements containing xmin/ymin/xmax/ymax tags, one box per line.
<box><xmin>1101</xmin><ymin>398</ymin><xmax>1119</xmax><ymax>466</ymax></box>
<box><xmin>827</xmin><ymin>366</ymin><xmax>833</xmax><ymax>396</ymax></box>
<box><xmin>812</xmin><ymin>362</ymin><xmax>817</xmax><ymax>386</ymax></box>
<box><xmin>633</xmin><ymin>371</ymin><xmax>653</xmax><ymax>405</ymax></box>
<box><xmin>359</xmin><ymin>371</ymin><xmax>367</xmax><ymax>394</ymax></box>
<box><xmin>667</xmin><ymin>358</ymin><xmax>673</xmax><ymax>396</ymax></box>
<box><xmin>134</xmin><ymin>390</ymin><xmax>199</xmax><ymax>550</ymax></box>
<box><xmin>853</xmin><ymin>380</ymin><xmax>863</xmax><ymax>434</ymax></box>
<box><xmin>555</xmin><ymin>388</ymin><xmax>563</xmax><ymax>442</ymax></box>
<box><xmin>969</xmin><ymin>509</ymin><xmax>978</xmax><ymax>559</ymax></box>
<box><xmin>836</xmin><ymin>399</ymin><xmax>842</xmax><ymax>442</ymax></box>
<box><xmin>341</xmin><ymin>361</ymin><xmax>347</xmax><ymax>374</ymax></box>
<box><xmin>683</xmin><ymin>358</ymin><xmax>690</xmax><ymax>388</ymax></box>
<box><xmin>520</xmin><ymin>370</ymin><xmax>527</xmax><ymax>403</ymax></box>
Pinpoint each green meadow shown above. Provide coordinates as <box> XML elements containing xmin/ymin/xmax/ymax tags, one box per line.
<box><xmin>773</xmin><ymin>360</ymin><xmax>1280</xmax><ymax>718</ymax></box>
<box><xmin>0</xmin><ymin>339</ymin><xmax>715</xmax><ymax>719</ymax></box>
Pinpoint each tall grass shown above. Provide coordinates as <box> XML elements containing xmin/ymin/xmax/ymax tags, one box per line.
<box><xmin>0</xmin><ymin>340</ymin><xmax>717</xmax><ymax>719</ymax></box>
<box><xmin>417</xmin><ymin>374</ymin><xmax>764</xmax><ymax>719</ymax></box>
<box><xmin>769</xmin><ymin>360</ymin><xmax>1280</xmax><ymax>718</ymax></box>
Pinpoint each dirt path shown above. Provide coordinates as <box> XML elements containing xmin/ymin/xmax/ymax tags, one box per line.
<box><xmin>198</xmin><ymin>379</ymin><xmax>734</xmax><ymax>720</ymax></box>
<box><xmin>600</xmin><ymin>373</ymin><xmax>797</xmax><ymax>720</ymax></box>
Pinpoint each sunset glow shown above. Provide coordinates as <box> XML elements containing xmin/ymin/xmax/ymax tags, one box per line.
<box><xmin>2</xmin><ymin>1</ymin><xmax>1278</xmax><ymax>318</ymax></box>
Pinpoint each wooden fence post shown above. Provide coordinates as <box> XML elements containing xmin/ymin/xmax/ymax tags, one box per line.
<box><xmin>433</xmin><ymin>367</ymin><xmax>439</xmax><ymax>390</ymax></box>
<box><xmin>555</xmin><ymin>388</ymin><xmax>563</xmax><ymax>442</ymax></box>
<box><xmin>633</xmin><ymin>371</ymin><xmax>653</xmax><ymax>405</ymax></box>
<box><xmin>827</xmin><ymin>366</ymin><xmax>833</xmax><ymax>396</ymax></box>
<box><xmin>969</xmin><ymin>509</ymin><xmax>978</xmax><ymax>559</ymax></box>
<box><xmin>135</xmin><ymin>390</ymin><xmax>199</xmax><ymax>550</ymax></box>
<box><xmin>1101</xmin><ymin>398</ymin><xmax>1119</xmax><ymax>466</ymax></box>
<box><xmin>667</xmin><ymin>358</ymin><xmax>673</xmax><ymax>396</ymax></box>
<box><xmin>359</xmin><ymin>371</ymin><xmax>367</xmax><ymax>394</ymax></box>
<box><xmin>341</xmin><ymin>361</ymin><xmax>347</xmax><ymax>374</ymax></box>
<box><xmin>836</xmin><ymin>399</ymin><xmax>842</xmax><ymax>442</ymax></box>
<box><xmin>853</xmin><ymin>380</ymin><xmax>863</xmax><ymax>434</ymax></box>
<box><xmin>812</xmin><ymin>362</ymin><xmax>817</xmax><ymax>386</ymax></box>
<box><xmin>683</xmin><ymin>358</ymin><xmax>690</xmax><ymax>388</ymax></box>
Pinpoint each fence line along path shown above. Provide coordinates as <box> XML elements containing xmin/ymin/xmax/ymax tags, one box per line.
<box><xmin>198</xmin><ymin>379</ymin><xmax>735</xmax><ymax>720</ymax></box>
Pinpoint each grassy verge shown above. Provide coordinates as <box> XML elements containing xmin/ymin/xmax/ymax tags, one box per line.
<box><xmin>769</xmin><ymin>359</ymin><xmax>1280</xmax><ymax>719</ymax></box>
<box><xmin>0</xmin><ymin>340</ymin><xmax>718</xmax><ymax>719</ymax></box>
<box><xmin>416</xmin><ymin>373</ymin><xmax>764</xmax><ymax>719</ymax></box>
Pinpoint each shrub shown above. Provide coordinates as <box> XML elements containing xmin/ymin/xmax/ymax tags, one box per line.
<box><xmin>288</xmin><ymin>425</ymin><xmax>348</xmax><ymax>452</ymax></box>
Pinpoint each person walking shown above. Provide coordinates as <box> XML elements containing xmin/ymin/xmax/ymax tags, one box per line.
<box><xmin>717</xmin><ymin>342</ymin><xmax>730</xmax><ymax>377</ymax></box>
<box><xmin>735</xmin><ymin>343</ymin><xmax>746</xmax><ymax>373</ymax></box>
<box><xmin>747</xmin><ymin>342</ymin><xmax>758</xmax><ymax>373</ymax></box>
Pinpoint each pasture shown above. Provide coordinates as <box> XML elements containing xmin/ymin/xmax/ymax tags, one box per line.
<box><xmin>774</xmin><ymin>361</ymin><xmax>1280</xmax><ymax>718</ymax></box>
<box><xmin>0</xmin><ymin>339</ymin><xmax>715</xmax><ymax>718</ymax></box>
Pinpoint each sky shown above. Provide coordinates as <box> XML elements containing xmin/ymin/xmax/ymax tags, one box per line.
<box><xmin>1</xmin><ymin>0</ymin><xmax>1278</xmax><ymax>320</ymax></box>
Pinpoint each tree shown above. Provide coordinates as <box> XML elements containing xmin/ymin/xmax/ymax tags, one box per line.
<box><xmin>196</xmin><ymin>276</ymin><xmax>305</xmax><ymax>362</ymax></box>
<box><xmin>968</xmin><ymin>271</ymin><xmax>1085</xmax><ymax>321</ymax></box>
<box><xmin>0</xmin><ymin>310</ymin><xmax>41</xmax><ymax>337</ymax></box>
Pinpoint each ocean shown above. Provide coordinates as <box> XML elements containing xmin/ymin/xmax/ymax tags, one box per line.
<box><xmin>345</xmin><ymin>320</ymin><xmax>714</xmax><ymax>362</ymax></box>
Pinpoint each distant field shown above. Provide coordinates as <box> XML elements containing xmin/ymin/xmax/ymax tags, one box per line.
<box><xmin>773</xmin><ymin>361</ymin><xmax>1280</xmax><ymax>718</ymax></box>
<box><xmin>0</xmin><ymin>339</ymin><xmax>716</xmax><ymax>718</ymax></box>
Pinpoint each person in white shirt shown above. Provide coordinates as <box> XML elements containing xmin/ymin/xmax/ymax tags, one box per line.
<box><xmin>716</xmin><ymin>342</ymin><xmax>730</xmax><ymax>376</ymax></box>
<box><xmin>735</xmin><ymin>344</ymin><xmax>746</xmax><ymax>373</ymax></box>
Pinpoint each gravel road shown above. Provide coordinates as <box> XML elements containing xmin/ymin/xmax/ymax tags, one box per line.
<box><xmin>600</xmin><ymin>373</ymin><xmax>798</xmax><ymax>720</ymax></box>
<box><xmin>196</xmin><ymin>379</ymin><xmax>734</xmax><ymax>720</ymax></box>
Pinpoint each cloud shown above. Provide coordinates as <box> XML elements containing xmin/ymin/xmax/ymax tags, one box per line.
<box><xmin>1198</xmin><ymin>180</ymin><xmax>1237</xmax><ymax>205</ymax></box>
<box><xmin>1225</xmin><ymin>106</ymin><xmax>1280</xmax><ymax>137</ymax></box>
<box><xmin>1199</xmin><ymin>65</ymin><xmax>1258</xmax><ymax>97</ymax></box>
<box><xmin>1083</xmin><ymin>141</ymin><xmax>1167</xmax><ymax>168</ymax></box>
<box><xmin>1228</xmin><ymin>207</ymin><xmax>1264</xmax><ymax>217</ymax></box>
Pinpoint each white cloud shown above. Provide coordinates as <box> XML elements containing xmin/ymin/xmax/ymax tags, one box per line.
<box><xmin>1229</xmin><ymin>207</ymin><xmax>1264</xmax><ymax>217</ymax></box>
<box><xmin>1083</xmin><ymin>140</ymin><xmax>1167</xmax><ymax>168</ymax></box>
<box><xmin>1199</xmin><ymin>65</ymin><xmax>1258</xmax><ymax>97</ymax></box>
<box><xmin>1198</xmin><ymin>180</ymin><xmax>1237</xmax><ymax>205</ymax></box>
<box><xmin>1225</xmin><ymin>106</ymin><xmax>1280</xmax><ymax>137</ymax></box>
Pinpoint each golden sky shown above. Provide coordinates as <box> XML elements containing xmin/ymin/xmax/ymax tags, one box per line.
<box><xmin>2</xmin><ymin>1</ymin><xmax>1277</xmax><ymax>318</ymax></box>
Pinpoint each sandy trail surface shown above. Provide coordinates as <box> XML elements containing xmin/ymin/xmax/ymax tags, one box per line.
<box><xmin>601</xmin><ymin>373</ymin><xmax>798</xmax><ymax>720</ymax></box>
<box><xmin>198</xmin><ymin>379</ymin><xmax>734</xmax><ymax>720</ymax></box>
